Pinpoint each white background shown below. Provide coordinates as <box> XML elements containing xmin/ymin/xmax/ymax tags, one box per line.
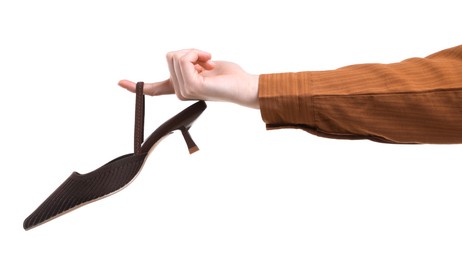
<box><xmin>1</xmin><ymin>0</ymin><xmax>461</xmax><ymax>259</ymax></box>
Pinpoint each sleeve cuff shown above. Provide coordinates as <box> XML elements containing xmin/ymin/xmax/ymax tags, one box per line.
<box><xmin>258</xmin><ymin>72</ymin><xmax>315</xmax><ymax>128</ymax></box>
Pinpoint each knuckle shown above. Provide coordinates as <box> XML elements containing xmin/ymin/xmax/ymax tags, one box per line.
<box><xmin>176</xmin><ymin>92</ymin><xmax>187</xmax><ymax>101</ymax></box>
<box><xmin>174</xmin><ymin>52</ymin><xmax>185</xmax><ymax>60</ymax></box>
<box><xmin>180</xmin><ymin>86</ymin><xmax>195</xmax><ymax>99</ymax></box>
<box><xmin>182</xmin><ymin>88</ymin><xmax>192</xmax><ymax>98</ymax></box>
<box><xmin>179</xmin><ymin>54</ymin><xmax>190</xmax><ymax>64</ymax></box>
<box><xmin>166</xmin><ymin>51</ymin><xmax>174</xmax><ymax>60</ymax></box>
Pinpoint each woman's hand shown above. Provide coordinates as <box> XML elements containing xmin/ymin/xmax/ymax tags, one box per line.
<box><xmin>118</xmin><ymin>49</ymin><xmax>259</xmax><ymax>109</ymax></box>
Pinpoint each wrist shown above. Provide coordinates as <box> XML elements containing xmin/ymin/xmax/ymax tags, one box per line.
<box><xmin>248</xmin><ymin>74</ymin><xmax>260</xmax><ymax>109</ymax></box>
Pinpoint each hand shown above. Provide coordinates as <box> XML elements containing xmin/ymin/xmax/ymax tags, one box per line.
<box><xmin>118</xmin><ymin>49</ymin><xmax>260</xmax><ymax>109</ymax></box>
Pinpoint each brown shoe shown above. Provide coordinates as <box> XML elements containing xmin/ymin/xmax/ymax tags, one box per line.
<box><xmin>23</xmin><ymin>82</ymin><xmax>206</xmax><ymax>230</ymax></box>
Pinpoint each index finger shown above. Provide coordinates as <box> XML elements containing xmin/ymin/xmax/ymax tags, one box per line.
<box><xmin>118</xmin><ymin>79</ymin><xmax>174</xmax><ymax>96</ymax></box>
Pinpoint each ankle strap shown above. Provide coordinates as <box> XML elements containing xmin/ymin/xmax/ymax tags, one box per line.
<box><xmin>134</xmin><ymin>82</ymin><xmax>145</xmax><ymax>154</ymax></box>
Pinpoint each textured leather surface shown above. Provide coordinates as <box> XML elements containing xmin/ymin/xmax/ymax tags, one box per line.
<box><xmin>24</xmin><ymin>153</ymin><xmax>146</xmax><ymax>230</ymax></box>
<box><xmin>134</xmin><ymin>82</ymin><xmax>145</xmax><ymax>154</ymax></box>
<box><xmin>140</xmin><ymin>100</ymin><xmax>206</xmax><ymax>154</ymax></box>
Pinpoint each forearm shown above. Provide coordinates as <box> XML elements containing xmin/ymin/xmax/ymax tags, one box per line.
<box><xmin>259</xmin><ymin>45</ymin><xmax>462</xmax><ymax>144</ymax></box>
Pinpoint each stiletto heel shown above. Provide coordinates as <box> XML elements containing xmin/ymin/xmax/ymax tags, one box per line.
<box><xmin>23</xmin><ymin>82</ymin><xmax>207</xmax><ymax>230</ymax></box>
<box><xmin>180</xmin><ymin>126</ymin><xmax>199</xmax><ymax>154</ymax></box>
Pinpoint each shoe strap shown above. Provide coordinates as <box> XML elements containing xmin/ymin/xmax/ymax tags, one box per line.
<box><xmin>134</xmin><ymin>82</ymin><xmax>145</xmax><ymax>154</ymax></box>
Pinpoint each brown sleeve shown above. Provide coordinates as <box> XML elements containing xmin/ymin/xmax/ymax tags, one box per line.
<box><xmin>258</xmin><ymin>45</ymin><xmax>462</xmax><ymax>144</ymax></box>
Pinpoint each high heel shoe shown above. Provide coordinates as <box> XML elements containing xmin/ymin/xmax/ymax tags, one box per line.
<box><xmin>23</xmin><ymin>82</ymin><xmax>206</xmax><ymax>230</ymax></box>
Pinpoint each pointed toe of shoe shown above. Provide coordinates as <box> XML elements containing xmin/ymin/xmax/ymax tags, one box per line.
<box><xmin>23</xmin><ymin>153</ymin><xmax>147</xmax><ymax>230</ymax></box>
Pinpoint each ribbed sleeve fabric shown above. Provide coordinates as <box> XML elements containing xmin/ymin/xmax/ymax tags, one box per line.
<box><xmin>258</xmin><ymin>45</ymin><xmax>462</xmax><ymax>144</ymax></box>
